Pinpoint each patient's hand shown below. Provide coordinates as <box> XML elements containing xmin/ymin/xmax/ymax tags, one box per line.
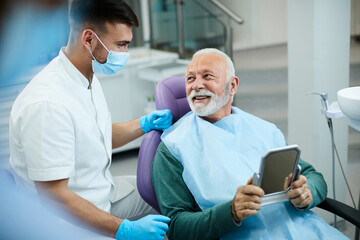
<box><xmin>287</xmin><ymin>175</ymin><xmax>313</xmax><ymax>209</ymax></box>
<box><xmin>231</xmin><ymin>177</ymin><xmax>264</xmax><ymax>223</ymax></box>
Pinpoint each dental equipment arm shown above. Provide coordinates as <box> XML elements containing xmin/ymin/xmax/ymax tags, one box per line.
<box><xmin>307</xmin><ymin>91</ymin><xmax>356</xmax><ymax>227</ymax></box>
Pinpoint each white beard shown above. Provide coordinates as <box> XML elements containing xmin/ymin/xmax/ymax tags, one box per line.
<box><xmin>187</xmin><ymin>82</ymin><xmax>231</xmax><ymax>117</ymax></box>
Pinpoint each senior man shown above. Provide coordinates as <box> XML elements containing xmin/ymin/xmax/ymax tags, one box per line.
<box><xmin>151</xmin><ymin>48</ymin><xmax>348</xmax><ymax>239</ymax></box>
<box><xmin>9</xmin><ymin>0</ymin><xmax>171</xmax><ymax>239</ymax></box>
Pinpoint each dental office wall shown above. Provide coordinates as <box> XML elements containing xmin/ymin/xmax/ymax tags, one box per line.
<box><xmin>288</xmin><ymin>0</ymin><xmax>351</xmax><ymax>224</ymax></box>
<box><xmin>226</xmin><ymin>0</ymin><xmax>359</xmax><ymax>50</ymax></box>
<box><xmin>351</xmin><ymin>0</ymin><xmax>360</xmax><ymax>36</ymax></box>
<box><xmin>228</xmin><ymin>0</ymin><xmax>288</xmax><ymax>50</ymax></box>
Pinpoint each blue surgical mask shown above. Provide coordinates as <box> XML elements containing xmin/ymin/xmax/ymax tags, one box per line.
<box><xmin>89</xmin><ymin>32</ymin><xmax>129</xmax><ymax>75</ymax></box>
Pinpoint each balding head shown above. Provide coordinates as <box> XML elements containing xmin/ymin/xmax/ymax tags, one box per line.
<box><xmin>192</xmin><ymin>48</ymin><xmax>235</xmax><ymax>83</ymax></box>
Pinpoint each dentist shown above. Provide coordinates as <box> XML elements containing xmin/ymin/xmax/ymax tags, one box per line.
<box><xmin>9</xmin><ymin>0</ymin><xmax>171</xmax><ymax>239</ymax></box>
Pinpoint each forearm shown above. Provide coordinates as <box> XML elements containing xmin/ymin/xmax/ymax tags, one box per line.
<box><xmin>61</xmin><ymin>190</ymin><xmax>121</xmax><ymax>237</ymax></box>
<box><xmin>168</xmin><ymin>201</ymin><xmax>236</xmax><ymax>240</ymax></box>
<box><xmin>112</xmin><ymin>119</ymin><xmax>144</xmax><ymax>149</ymax></box>
<box><xmin>35</xmin><ymin>181</ymin><xmax>122</xmax><ymax>237</ymax></box>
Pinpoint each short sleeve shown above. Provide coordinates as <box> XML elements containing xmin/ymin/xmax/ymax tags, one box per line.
<box><xmin>20</xmin><ymin>101</ymin><xmax>75</xmax><ymax>181</ymax></box>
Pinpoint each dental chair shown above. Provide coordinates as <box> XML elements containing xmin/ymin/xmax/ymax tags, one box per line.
<box><xmin>137</xmin><ymin>76</ymin><xmax>191</xmax><ymax>212</ymax></box>
<box><xmin>137</xmin><ymin>76</ymin><xmax>360</xmax><ymax>238</ymax></box>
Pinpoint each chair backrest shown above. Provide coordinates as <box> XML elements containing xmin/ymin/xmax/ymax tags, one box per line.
<box><xmin>137</xmin><ymin>76</ymin><xmax>190</xmax><ymax>212</ymax></box>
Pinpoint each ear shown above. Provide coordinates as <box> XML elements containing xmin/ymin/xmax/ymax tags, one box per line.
<box><xmin>81</xmin><ymin>29</ymin><xmax>95</xmax><ymax>51</ymax></box>
<box><xmin>230</xmin><ymin>76</ymin><xmax>239</xmax><ymax>96</ymax></box>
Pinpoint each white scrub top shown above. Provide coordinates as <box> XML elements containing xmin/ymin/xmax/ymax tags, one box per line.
<box><xmin>9</xmin><ymin>48</ymin><xmax>132</xmax><ymax>212</ymax></box>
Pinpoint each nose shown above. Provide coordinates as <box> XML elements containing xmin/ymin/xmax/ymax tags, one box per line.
<box><xmin>192</xmin><ymin>77</ymin><xmax>205</xmax><ymax>92</ymax></box>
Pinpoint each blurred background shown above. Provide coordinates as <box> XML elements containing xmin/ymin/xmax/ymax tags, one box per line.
<box><xmin>0</xmin><ymin>0</ymin><xmax>359</xmax><ymax>239</ymax></box>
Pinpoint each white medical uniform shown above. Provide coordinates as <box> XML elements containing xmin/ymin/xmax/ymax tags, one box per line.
<box><xmin>9</xmin><ymin>48</ymin><xmax>134</xmax><ymax>213</ymax></box>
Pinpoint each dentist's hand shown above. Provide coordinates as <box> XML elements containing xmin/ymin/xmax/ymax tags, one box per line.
<box><xmin>231</xmin><ymin>177</ymin><xmax>264</xmax><ymax>224</ymax></box>
<box><xmin>140</xmin><ymin>109</ymin><xmax>172</xmax><ymax>133</ymax></box>
<box><xmin>116</xmin><ymin>215</ymin><xmax>170</xmax><ymax>240</ymax></box>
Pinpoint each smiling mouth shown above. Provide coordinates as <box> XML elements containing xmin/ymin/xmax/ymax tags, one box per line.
<box><xmin>193</xmin><ymin>96</ymin><xmax>210</xmax><ymax>101</ymax></box>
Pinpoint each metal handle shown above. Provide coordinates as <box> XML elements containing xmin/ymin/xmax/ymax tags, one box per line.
<box><xmin>210</xmin><ymin>0</ymin><xmax>244</xmax><ymax>24</ymax></box>
<box><xmin>175</xmin><ymin>0</ymin><xmax>186</xmax><ymax>59</ymax></box>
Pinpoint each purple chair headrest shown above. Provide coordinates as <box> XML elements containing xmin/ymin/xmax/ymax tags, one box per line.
<box><xmin>137</xmin><ymin>76</ymin><xmax>190</xmax><ymax>213</ymax></box>
<box><xmin>155</xmin><ymin>76</ymin><xmax>191</xmax><ymax>122</ymax></box>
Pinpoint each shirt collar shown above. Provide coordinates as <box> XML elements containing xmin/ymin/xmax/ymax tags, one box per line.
<box><xmin>58</xmin><ymin>47</ymin><xmax>92</xmax><ymax>89</ymax></box>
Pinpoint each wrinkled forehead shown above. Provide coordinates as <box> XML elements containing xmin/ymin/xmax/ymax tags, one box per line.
<box><xmin>187</xmin><ymin>53</ymin><xmax>227</xmax><ymax>75</ymax></box>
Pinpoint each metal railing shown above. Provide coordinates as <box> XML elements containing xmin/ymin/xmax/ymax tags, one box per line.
<box><xmin>175</xmin><ymin>0</ymin><xmax>186</xmax><ymax>59</ymax></box>
<box><xmin>208</xmin><ymin>0</ymin><xmax>244</xmax><ymax>60</ymax></box>
<box><xmin>210</xmin><ymin>0</ymin><xmax>243</xmax><ymax>24</ymax></box>
<box><xmin>175</xmin><ymin>0</ymin><xmax>244</xmax><ymax>59</ymax></box>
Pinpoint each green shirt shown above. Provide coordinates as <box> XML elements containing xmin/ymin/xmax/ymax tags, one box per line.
<box><xmin>152</xmin><ymin>142</ymin><xmax>327</xmax><ymax>240</ymax></box>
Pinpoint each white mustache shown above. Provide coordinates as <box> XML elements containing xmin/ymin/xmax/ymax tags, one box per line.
<box><xmin>188</xmin><ymin>89</ymin><xmax>215</xmax><ymax>100</ymax></box>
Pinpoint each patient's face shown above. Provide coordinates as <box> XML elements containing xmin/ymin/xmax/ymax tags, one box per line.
<box><xmin>186</xmin><ymin>54</ymin><xmax>230</xmax><ymax>118</ymax></box>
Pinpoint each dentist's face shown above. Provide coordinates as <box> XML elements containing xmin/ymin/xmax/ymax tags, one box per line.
<box><xmin>90</xmin><ymin>22</ymin><xmax>133</xmax><ymax>63</ymax></box>
<box><xmin>186</xmin><ymin>54</ymin><xmax>231</xmax><ymax>117</ymax></box>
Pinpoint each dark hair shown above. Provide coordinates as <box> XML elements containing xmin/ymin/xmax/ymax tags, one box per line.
<box><xmin>69</xmin><ymin>0</ymin><xmax>139</xmax><ymax>32</ymax></box>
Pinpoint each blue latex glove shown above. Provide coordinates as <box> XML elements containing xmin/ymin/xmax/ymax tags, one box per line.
<box><xmin>115</xmin><ymin>215</ymin><xmax>170</xmax><ymax>240</ymax></box>
<box><xmin>140</xmin><ymin>109</ymin><xmax>172</xmax><ymax>133</ymax></box>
